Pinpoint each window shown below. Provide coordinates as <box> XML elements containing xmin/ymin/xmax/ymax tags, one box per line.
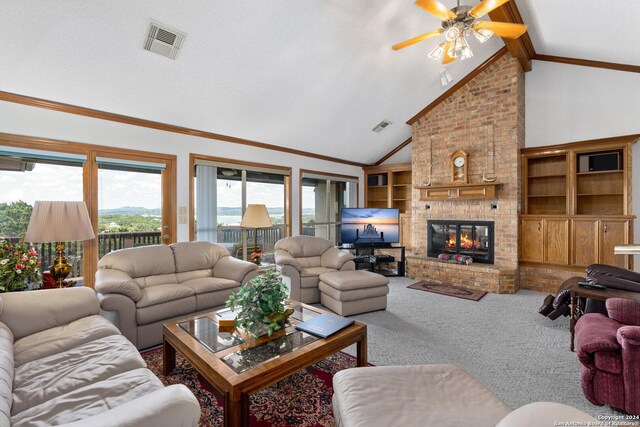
<box><xmin>0</xmin><ymin>137</ymin><xmax>176</xmax><ymax>287</ymax></box>
<box><xmin>300</xmin><ymin>170</ymin><xmax>358</xmax><ymax>245</ymax></box>
<box><xmin>192</xmin><ymin>156</ymin><xmax>291</xmax><ymax>263</ymax></box>
<box><xmin>0</xmin><ymin>147</ymin><xmax>87</xmax><ymax>277</ymax></box>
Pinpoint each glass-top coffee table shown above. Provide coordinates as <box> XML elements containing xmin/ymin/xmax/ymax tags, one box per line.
<box><xmin>162</xmin><ymin>300</ymin><xmax>367</xmax><ymax>427</ymax></box>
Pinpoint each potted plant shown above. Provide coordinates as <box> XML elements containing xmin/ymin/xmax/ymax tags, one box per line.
<box><xmin>225</xmin><ymin>268</ymin><xmax>293</xmax><ymax>337</ymax></box>
<box><xmin>0</xmin><ymin>240</ymin><xmax>42</xmax><ymax>292</ymax></box>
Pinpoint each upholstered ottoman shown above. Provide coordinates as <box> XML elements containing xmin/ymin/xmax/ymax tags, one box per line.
<box><xmin>332</xmin><ymin>364</ymin><xmax>512</xmax><ymax>427</ymax></box>
<box><xmin>318</xmin><ymin>270</ymin><xmax>389</xmax><ymax>316</ymax></box>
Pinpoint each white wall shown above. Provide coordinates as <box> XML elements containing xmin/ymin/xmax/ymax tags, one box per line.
<box><xmin>380</xmin><ymin>142</ymin><xmax>411</xmax><ymax>165</ymax></box>
<box><xmin>0</xmin><ymin>101</ymin><xmax>364</xmax><ymax>241</ymax></box>
<box><xmin>526</xmin><ymin>60</ymin><xmax>640</xmax><ymax>270</ymax></box>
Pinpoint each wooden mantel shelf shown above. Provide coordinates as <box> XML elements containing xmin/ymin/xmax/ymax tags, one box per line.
<box><xmin>415</xmin><ymin>182</ymin><xmax>501</xmax><ymax>201</ymax></box>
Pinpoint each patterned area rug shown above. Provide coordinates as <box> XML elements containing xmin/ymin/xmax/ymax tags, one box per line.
<box><xmin>407</xmin><ymin>281</ymin><xmax>487</xmax><ymax>301</ymax></box>
<box><xmin>141</xmin><ymin>347</ymin><xmax>359</xmax><ymax>426</ymax></box>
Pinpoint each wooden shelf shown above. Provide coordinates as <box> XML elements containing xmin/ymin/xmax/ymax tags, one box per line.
<box><xmin>577</xmin><ymin>193</ymin><xmax>624</xmax><ymax>196</ymax></box>
<box><xmin>528</xmin><ymin>174</ymin><xmax>567</xmax><ymax>178</ymax></box>
<box><xmin>528</xmin><ymin>194</ymin><xmax>566</xmax><ymax>198</ymax></box>
<box><xmin>415</xmin><ymin>182</ymin><xmax>500</xmax><ymax>201</ymax></box>
<box><xmin>576</xmin><ymin>170</ymin><xmax>623</xmax><ymax>176</ymax></box>
<box><xmin>367</xmin><ymin>198</ymin><xmax>387</xmax><ymax>202</ymax></box>
<box><xmin>393</xmin><ymin>184</ymin><xmax>411</xmax><ymax>187</ymax></box>
<box><xmin>392</xmin><ymin>198</ymin><xmax>408</xmax><ymax>201</ymax></box>
<box><xmin>367</xmin><ymin>185</ymin><xmax>388</xmax><ymax>189</ymax></box>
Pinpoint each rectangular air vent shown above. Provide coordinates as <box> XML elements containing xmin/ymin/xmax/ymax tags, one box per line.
<box><xmin>143</xmin><ymin>21</ymin><xmax>186</xmax><ymax>60</ymax></box>
<box><xmin>372</xmin><ymin>120</ymin><xmax>392</xmax><ymax>134</ymax></box>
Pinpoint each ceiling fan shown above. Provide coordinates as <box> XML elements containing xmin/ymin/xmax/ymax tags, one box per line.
<box><xmin>392</xmin><ymin>0</ymin><xmax>527</xmax><ymax>64</ymax></box>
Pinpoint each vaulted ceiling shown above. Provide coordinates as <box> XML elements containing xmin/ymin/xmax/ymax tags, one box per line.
<box><xmin>0</xmin><ymin>1</ymin><xmax>636</xmax><ymax>165</ymax></box>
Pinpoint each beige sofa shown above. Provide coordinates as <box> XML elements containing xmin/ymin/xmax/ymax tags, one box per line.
<box><xmin>0</xmin><ymin>287</ymin><xmax>200</xmax><ymax>427</ymax></box>
<box><xmin>332</xmin><ymin>365</ymin><xmax>598</xmax><ymax>427</ymax></box>
<box><xmin>95</xmin><ymin>241</ymin><xmax>258</xmax><ymax>349</ymax></box>
<box><xmin>274</xmin><ymin>236</ymin><xmax>355</xmax><ymax>303</ymax></box>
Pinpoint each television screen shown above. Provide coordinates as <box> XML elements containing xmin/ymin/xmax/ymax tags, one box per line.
<box><xmin>340</xmin><ymin>208</ymin><xmax>399</xmax><ymax>245</ymax></box>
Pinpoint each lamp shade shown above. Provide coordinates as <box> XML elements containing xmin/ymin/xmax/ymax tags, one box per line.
<box><xmin>240</xmin><ymin>204</ymin><xmax>273</xmax><ymax>228</ymax></box>
<box><xmin>24</xmin><ymin>201</ymin><xmax>95</xmax><ymax>243</ymax></box>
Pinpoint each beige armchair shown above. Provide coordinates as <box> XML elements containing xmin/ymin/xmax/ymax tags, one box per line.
<box><xmin>274</xmin><ymin>236</ymin><xmax>355</xmax><ymax>303</ymax></box>
<box><xmin>95</xmin><ymin>241</ymin><xmax>258</xmax><ymax>349</ymax></box>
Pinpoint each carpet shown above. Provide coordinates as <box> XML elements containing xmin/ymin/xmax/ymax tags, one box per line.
<box><xmin>141</xmin><ymin>347</ymin><xmax>359</xmax><ymax>426</ymax></box>
<box><xmin>407</xmin><ymin>281</ymin><xmax>487</xmax><ymax>301</ymax></box>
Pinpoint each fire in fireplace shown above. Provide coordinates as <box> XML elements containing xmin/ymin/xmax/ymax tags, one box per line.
<box><xmin>427</xmin><ymin>220</ymin><xmax>494</xmax><ymax>264</ymax></box>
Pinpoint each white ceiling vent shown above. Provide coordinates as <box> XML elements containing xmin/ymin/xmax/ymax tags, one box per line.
<box><xmin>143</xmin><ymin>21</ymin><xmax>186</xmax><ymax>60</ymax></box>
<box><xmin>372</xmin><ymin>120</ymin><xmax>392</xmax><ymax>134</ymax></box>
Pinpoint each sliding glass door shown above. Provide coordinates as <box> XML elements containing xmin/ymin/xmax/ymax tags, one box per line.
<box><xmin>192</xmin><ymin>156</ymin><xmax>291</xmax><ymax>263</ymax></box>
<box><xmin>300</xmin><ymin>171</ymin><xmax>358</xmax><ymax>245</ymax></box>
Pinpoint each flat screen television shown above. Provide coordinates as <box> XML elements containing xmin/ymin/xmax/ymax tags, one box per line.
<box><xmin>340</xmin><ymin>208</ymin><xmax>399</xmax><ymax>245</ymax></box>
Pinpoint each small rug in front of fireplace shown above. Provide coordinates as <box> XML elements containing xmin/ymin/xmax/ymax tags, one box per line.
<box><xmin>407</xmin><ymin>281</ymin><xmax>487</xmax><ymax>301</ymax></box>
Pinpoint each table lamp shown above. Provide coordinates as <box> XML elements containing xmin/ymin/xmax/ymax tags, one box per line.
<box><xmin>240</xmin><ymin>204</ymin><xmax>273</xmax><ymax>262</ymax></box>
<box><xmin>24</xmin><ymin>201</ymin><xmax>95</xmax><ymax>287</ymax></box>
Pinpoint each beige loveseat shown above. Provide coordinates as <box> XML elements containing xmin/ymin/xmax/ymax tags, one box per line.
<box><xmin>95</xmin><ymin>241</ymin><xmax>258</xmax><ymax>349</ymax></box>
<box><xmin>0</xmin><ymin>287</ymin><xmax>200</xmax><ymax>427</ymax></box>
<box><xmin>274</xmin><ymin>236</ymin><xmax>355</xmax><ymax>304</ymax></box>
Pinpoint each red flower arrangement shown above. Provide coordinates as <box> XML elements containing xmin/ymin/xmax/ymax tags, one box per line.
<box><xmin>0</xmin><ymin>240</ymin><xmax>42</xmax><ymax>292</ymax></box>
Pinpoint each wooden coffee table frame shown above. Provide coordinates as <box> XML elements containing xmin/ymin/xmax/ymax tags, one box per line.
<box><xmin>163</xmin><ymin>301</ymin><xmax>367</xmax><ymax>427</ymax></box>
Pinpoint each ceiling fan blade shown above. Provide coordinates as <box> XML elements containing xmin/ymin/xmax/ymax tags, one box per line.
<box><xmin>442</xmin><ymin>41</ymin><xmax>455</xmax><ymax>64</ymax></box>
<box><xmin>392</xmin><ymin>29</ymin><xmax>443</xmax><ymax>51</ymax></box>
<box><xmin>468</xmin><ymin>0</ymin><xmax>511</xmax><ymax>19</ymax></box>
<box><xmin>473</xmin><ymin>21</ymin><xmax>527</xmax><ymax>38</ymax></box>
<box><xmin>415</xmin><ymin>0</ymin><xmax>456</xmax><ymax>21</ymax></box>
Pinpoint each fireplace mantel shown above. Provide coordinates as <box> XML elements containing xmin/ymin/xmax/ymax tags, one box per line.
<box><xmin>415</xmin><ymin>182</ymin><xmax>501</xmax><ymax>201</ymax></box>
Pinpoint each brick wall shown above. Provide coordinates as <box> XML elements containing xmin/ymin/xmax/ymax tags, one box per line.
<box><xmin>408</xmin><ymin>52</ymin><xmax>525</xmax><ymax>293</ymax></box>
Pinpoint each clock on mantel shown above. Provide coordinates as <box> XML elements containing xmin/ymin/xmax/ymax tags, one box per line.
<box><xmin>451</xmin><ymin>150</ymin><xmax>468</xmax><ymax>183</ymax></box>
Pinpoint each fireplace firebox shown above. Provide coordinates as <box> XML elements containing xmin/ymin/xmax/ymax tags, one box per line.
<box><xmin>427</xmin><ymin>220</ymin><xmax>494</xmax><ymax>264</ymax></box>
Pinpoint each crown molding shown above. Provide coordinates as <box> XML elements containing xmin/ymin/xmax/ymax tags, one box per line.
<box><xmin>373</xmin><ymin>137</ymin><xmax>412</xmax><ymax>166</ymax></box>
<box><xmin>406</xmin><ymin>47</ymin><xmax>508</xmax><ymax>126</ymax></box>
<box><xmin>0</xmin><ymin>91</ymin><xmax>368</xmax><ymax>168</ymax></box>
<box><xmin>533</xmin><ymin>55</ymin><xmax>640</xmax><ymax>74</ymax></box>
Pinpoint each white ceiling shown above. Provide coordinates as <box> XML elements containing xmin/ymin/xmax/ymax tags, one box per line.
<box><xmin>0</xmin><ymin>1</ymin><xmax>635</xmax><ymax>165</ymax></box>
<box><xmin>516</xmin><ymin>0</ymin><xmax>640</xmax><ymax>65</ymax></box>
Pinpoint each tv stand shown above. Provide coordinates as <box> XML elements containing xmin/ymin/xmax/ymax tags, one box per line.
<box><xmin>339</xmin><ymin>245</ymin><xmax>405</xmax><ymax>277</ymax></box>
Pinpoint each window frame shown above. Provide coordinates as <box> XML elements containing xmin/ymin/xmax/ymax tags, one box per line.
<box><xmin>299</xmin><ymin>169</ymin><xmax>359</xmax><ymax>241</ymax></box>
<box><xmin>0</xmin><ymin>132</ymin><xmax>177</xmax><ymax>287</ymax></box>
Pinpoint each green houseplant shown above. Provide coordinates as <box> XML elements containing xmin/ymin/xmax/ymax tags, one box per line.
<box><xmin>225</xmin><ymin>268</ymin><xmax>293</xmax><ymax>337</ymax></box>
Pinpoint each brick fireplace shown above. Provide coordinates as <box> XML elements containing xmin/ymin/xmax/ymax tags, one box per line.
<box><xmin>406</xmin><ymin>50</ymin><xmax>524</xmax><ymax>294</ymax></box>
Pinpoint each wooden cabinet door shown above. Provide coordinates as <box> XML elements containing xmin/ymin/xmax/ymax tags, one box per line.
<box><xmin>544</xmin><ymin>219</ymin><xmax>569</xmax><ymax>265</ymax></box>
<box><xmin>521</xmin><ymin>218</ymin><xmax>544</xmax><ymax>263</ymax></box>
<box><xmin>600</xmin><ymin>220</ymin><xmax>630</xmax><ymax>268</ymax></box>
<box><xmin>573</xmin><ymin>219</ymin><xmax>599</xmax><ymax>267</ymax></box>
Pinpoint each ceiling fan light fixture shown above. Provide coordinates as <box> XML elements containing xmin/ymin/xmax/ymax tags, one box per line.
<box><xmin>460</xmin><ymin>45</ymin><xmax>473</xmax><ymax>60</ymax></box>
<box><xmin>473</xmin><ymin>27</ymin><xmax>493</xmax><ymax>43</ymax></box>
<box><xmin>429</xmin><ymin>43</ymin><xmax>446</xmax><ymax>60</ymax></box>
<box><xmin>444</xmin><ymin>26</ymin><xmax>460</xmax><ymax>42</ymax></box>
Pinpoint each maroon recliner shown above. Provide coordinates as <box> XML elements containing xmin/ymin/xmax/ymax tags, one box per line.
<box><xmin>576</xmin><ymin>298</ymin><xmax>640</xmax><ymax>415</ymax></box>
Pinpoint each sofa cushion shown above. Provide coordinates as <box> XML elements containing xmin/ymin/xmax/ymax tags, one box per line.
<box><xmin>274</xmin><ymin>236</ymin><xmax>333</xmax><ymax>258</ymax></box>
<box><xmin>171</xmin><ymin>241</ymin><xmax>229</xmax><ymax>273</ymax></box>
<box><xmin>137</xmin><ymin>297</ymin><xmax>197</xmax><ymax>326</ymax></box>
<box><xmin>98</xmin><ymin>245</ymin><xmax>176</xmax><ymax>278</ymax></box>
<box><xmin>176</xmin><ymin>269</ymin><xmax>214</xmax><ymax>284</ymax></box>
<box><xmin>12</xmin><ymin>335</ymin><xmax>145</xmax><ymax>415</ymax></box>
<box><xmin>298</xmin><ymin>257</ymin><xmax>322</xmax><ymax>269</ymax></box>
<box><xmin>13</xmin><ymin>315</ymin><xmax>120</xmax><ymax>367</ymax></box>
<box><xmin>0</xmin><ymin>322</ymin><xmax>14</xmax><ymax>427</ymax></box>
<box><xmin>332</xmin><ymin>364</ymin><xmax>511</xmax><ymax>427</ymax></box>
<box><xmin>11</xmin><ymin>368</ymin><xmax>163</xmax><ymax>427</ymax></box>
<box><xmin>134</xmin><ymin>273</ymin><xmax>179</xmax><ymax>289</ymax></box>
<box><xmin>136</xmin><ymin>284</ymin><xmax>195</xmax><ymax>309</ymax></box>
<box><xmin>181</xmin><ymin>277</ymin><xmax>239</xmax><ymax>294</ymax></box>
<box><xmin>301</xmin><ymin>267</ymin><xmax>336</xmax><ymax>278</ymax></box>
